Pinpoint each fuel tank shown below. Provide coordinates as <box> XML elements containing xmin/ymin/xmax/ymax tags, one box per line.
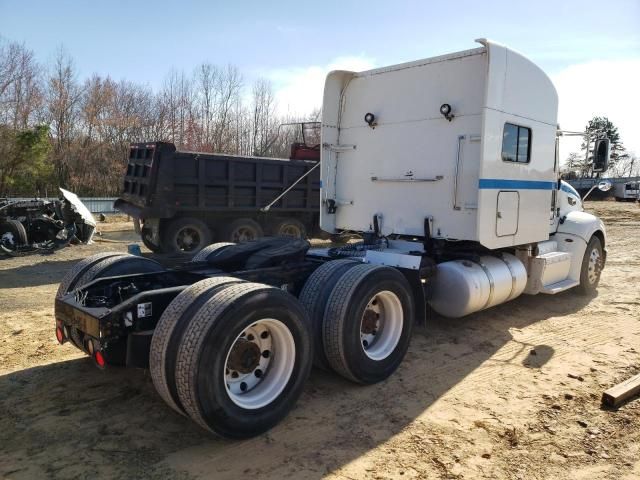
<box><xmin>429</xmin><ymin>253</ymin><xmax>527</xmax><ymax>318</ymax></box>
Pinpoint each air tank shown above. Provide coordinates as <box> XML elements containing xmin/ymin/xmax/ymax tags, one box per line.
<box><xmin>429</xmin><ymin>253</ymin><xmax>527</xmax><ymax>318</ymax></box>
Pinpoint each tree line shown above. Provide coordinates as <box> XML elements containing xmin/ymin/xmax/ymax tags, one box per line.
<box><xmin>0</xmin><ymin>38</ymin><xmax>317</xmax><ymax>197</ymax></box>
<box><xmin>2</xmin><ymin>37</ymin><xmax>636</xmax><ymax>196</ymax></box>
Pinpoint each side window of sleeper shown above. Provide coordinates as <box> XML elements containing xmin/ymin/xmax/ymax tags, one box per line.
<box><xmin>501</xmin><ymin>123</ymin><xmax>531</xmax><ymax>163</ymax></box>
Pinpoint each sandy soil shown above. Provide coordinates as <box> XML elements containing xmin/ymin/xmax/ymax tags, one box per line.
<box><xmin>0</xmin><ymin>201</ymin><xmax>638</xmax><ymax>479</ymax></box>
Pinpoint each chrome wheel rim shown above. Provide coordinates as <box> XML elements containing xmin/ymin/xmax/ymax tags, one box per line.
<box><xmin>587</xmin><ymin>247</ymin><xmax>601</xmax><ymax>284</ymax></box>
<box><xmin>359</xmin><ymin>290</ymin><xmax>403</xmax><ymax>361</ymax></box>
<box><xmin>224</xmin><ymin>319</ymin><xmax>295</xmax><ymax>409</ymax></box>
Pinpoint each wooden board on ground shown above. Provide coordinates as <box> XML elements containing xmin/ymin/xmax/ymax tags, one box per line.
<box><xmin>602</xmin><ymin>373</ymin><xmax>640</xmax><ymax>407</ymax></box>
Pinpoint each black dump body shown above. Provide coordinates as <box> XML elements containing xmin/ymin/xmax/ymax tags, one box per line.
<box><xmin>116</xmin><ymin>142</ymin><xmax>320</xmax><ymax>218</ymax></box>
<box><xmin>114</xmin><ymin>142</ymin><xmax>322</xmax><ymax>251</ymax></box>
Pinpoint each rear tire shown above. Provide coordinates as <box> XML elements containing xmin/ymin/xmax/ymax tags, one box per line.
<box><xmin>223</xmin><ymin>218</ymin><xmax>263</xmax><ymax>243</ymax></box>
<box><xmin>56</xmin><ymin>253</ymin><xmax>164</xmax><ymax>355</ymax></box>
<box><xmin>56</xmin><ymin>252</ymin><xmax>127</xmax><ymax>299</ymax></box>
<box><xmin>298</xmin><ymin>259</ymin><xmax>360</xmax><ymax>370</ymax></box>
<box><xmin>161</xmin><ymin>217</ymin><xmax>212</xmax><ymax>253</ymax></box>
<box><xmin>0</xmin><ymin>219</ymin><xmax>28</xmax><ymax>250</ymax></box>
<box><xmin>149</xmin><ymin>276</ymin><xmax>244</xmax><ymax>415</ymax></box>
<box><xmin>175</xmin><ymin>283</ymin><xmax>313</xmax><ymax>438</ymax></box>
<box><xmin>323</xmin><ymin>264</ymin><xmax>414</xmax><ymax>384</ymax></box>
<box><xmin>577</xmin><ymin>236</ymin><xmax>604</xmax><ymax>295</ymax></box>
<box><xmin>191</xmin><ymin>242</ymin><xmax>235</xmax><ymax>263</ymax></box>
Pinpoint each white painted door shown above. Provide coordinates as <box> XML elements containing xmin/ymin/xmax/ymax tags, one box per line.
<box><xmin>496</xmin><ymin>191</ymin><xmax>519</xmax><ymax>236</ymax></box>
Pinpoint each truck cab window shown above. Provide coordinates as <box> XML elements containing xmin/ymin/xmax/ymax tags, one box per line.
<box><xmin>501</xmin><ymin>123</ymin><xmax>531</xmax><ymax>163</ymax></box>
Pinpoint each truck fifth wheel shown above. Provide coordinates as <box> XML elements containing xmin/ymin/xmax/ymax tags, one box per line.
<box><xmin>54</xmin><ymin>39</ymin><xmax>611</xmax><ymax>438</ymax></box>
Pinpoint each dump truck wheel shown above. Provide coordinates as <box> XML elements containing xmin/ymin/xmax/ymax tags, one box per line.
<box><xmin>323</xmin><ymin>264</ymin><xmax>414</xmax><ymax>384</ymax></box>
<box><xmin>273</xmin><ymin>218</ymin><xmax>307</xmax><ymax>239</ymax></box>
<box><xmin>223</xmin><ymin>218</ymin><xmax>263</xmax><ymax>243</ymax></box>
<box><xmin>191</xmin><ymin>242</ymin><xmax>235</xmax><ymax>263</ymax></box>
<box><xmin>161</xmin><ymin>217</ymin><xmax>212</xmax><ymax>253</ymax></box>
<box><xmin>0</xmin><ymin>219</ymin><xmax>28</xmax><ymax>250</ymax></box>
<box><xmin>149</xmin><ymin>276</ymin><xmax>244</xmax><ymax>415</ymax></box>
<box><xmin>577</xmin><ymin>236</ymin><xmax>604</xmax><ymax>295</ymax></box>
<box><xmin>141</xmin><ymin>232</ymin><xmax>164</xmax><ymax>253</ymax></box>
<box><xmin>175</xmin><ymin>283</ymin><xmax>312</xmax><ymax>438</ymax></box>
<box><xmin>298</xmin><ymin>259</ymin><xmax>360</xmax><ymax>370</ymax></box>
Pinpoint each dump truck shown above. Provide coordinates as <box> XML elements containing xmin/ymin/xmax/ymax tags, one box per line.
<box><xmin>114</xmin><ymin>123</ymin><xmax>321</xmax><ymax>253</ymax></box>
<box><xmin>54</xmin><ymin>39</ymin><xmax>611</xmax><ymax>439</ymax></box>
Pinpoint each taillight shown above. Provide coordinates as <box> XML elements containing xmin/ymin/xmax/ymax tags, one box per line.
<box><xmin>94</xmin><ymin>350</ymin><xmax>106</xmax><ymax>369</ymax></box>
<box><xmin>55</xmin><ymin>326</ymin><xmax>65</xmax><ymax>344</ymax></box>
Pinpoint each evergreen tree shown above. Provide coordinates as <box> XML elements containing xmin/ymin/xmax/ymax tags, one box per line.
<box><xmin>580</xmin><ymin>116</ymin><xmax>628</xmax><ymax>176</ymax></box>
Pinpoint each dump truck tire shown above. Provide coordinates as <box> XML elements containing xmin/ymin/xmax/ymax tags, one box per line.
<box><xmin>273</xmin><ymin>218</ymin><xmax>307</xmax><ymax>239</ymax></box>
<box><xmin>149</xmin><ymin>276</ymin><xmax>244</xmax><ymax>415</ymax></box>
<box><xmin>161</xmin><ymin>217</ymin><xmax>213</xmax><ymax>253</ymax></box>
<box><xmin>577</xmin><ymin>235</ymin><xmax>604</xmax><ymax>295</ymax></box>
<box><xmin>141</xmin><ymin>233</ymin><xmax>164</xmax><ymax>253</ymax></box>
<box><xmin>175</xmin><ymin>283</ymin><xmax>312</xmax><ymax>438</ymax></box>
<box><xmin>191</xmin><ymin>242</ymin><xmax>235</xmax><ymax>263</ymax></box>
<box><xmin>0</xmin><ymin>219</ymin><xmax>28</xmax><ymax>248</ymax></box>
<box><xmin>298</xmin><ymin>259</ymin><xmax>360</xmax><ymax>370</ymax></box>
<box><xmin>323</xmin><ymin>264</ymin><xmax>414</xmax><ymax>384</ymax></box>
<box><xmin>223</xmin><ymin>218</ymin><xmax>263</xmax><ymax>243</ymax></box>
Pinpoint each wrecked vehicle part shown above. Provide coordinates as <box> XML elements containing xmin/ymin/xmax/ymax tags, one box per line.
<box><xmin>0</xmin><ymin>189</ymin><xmax>96</xmax><ymax>256</ymax></box>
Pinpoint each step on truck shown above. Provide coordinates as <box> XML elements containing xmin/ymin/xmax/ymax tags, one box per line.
<box><xmin>55</xmin><ymin>39</ymin><xmax>611</xmax><ymax>438</ymax></box>
<box><xmin>114</xmin><ymin>122</ymin><xmax>322</xmax><ymax>253</ymax></box>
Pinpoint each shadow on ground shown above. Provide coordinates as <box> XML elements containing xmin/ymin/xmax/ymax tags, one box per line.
<box><xmin>0</xmin><ymin>289</ymin><xmax>594</xmax><ymax>479</ymax></box>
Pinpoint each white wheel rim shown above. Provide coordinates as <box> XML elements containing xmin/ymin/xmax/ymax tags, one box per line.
<box><xmin>587</xmin><ymin>247</ymin><xmax>601</xmax><ymax>284</ymax></box>
<box><xmin>359</xmin><ymin>290</ymin><xmax>403</xmax><ymax>361</ymax></box>
<box><xmin>224</xmin><ymin>319</ymin><xmax>295</xmax><ymax>410</ymax></box>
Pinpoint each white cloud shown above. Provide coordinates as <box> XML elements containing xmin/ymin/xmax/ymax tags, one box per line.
<box><xmin>267</xmin><ymin>56</ymin><xmax>376</xmax><ymax>117</ymax></box>
<box><xmin>552</xmin><ymin>58</ymin><xmax>640</xmax><ymax>163</ymax></box>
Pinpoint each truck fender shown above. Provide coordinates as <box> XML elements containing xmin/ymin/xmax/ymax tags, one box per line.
<box><xmin>557</xmin><ymin>210</ymin><xmax>606</xmax><ymax>248</ymax></box>
<box><xmin>555</xmin><ymin>210</ymin><xmax>607</xmax><ymax>281</ymax></box>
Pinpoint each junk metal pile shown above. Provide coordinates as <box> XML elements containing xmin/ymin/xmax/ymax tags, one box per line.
<box><xmin>0</xmin><ymin>188</ymin><xmax>96</xmax><ymax>256</ymax></box>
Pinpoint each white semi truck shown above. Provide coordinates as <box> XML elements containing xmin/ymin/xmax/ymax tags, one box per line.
<box><xmin>54</xmin><ymin>39</ymin><xmax>610</xmax><ymax>438</ymax></box>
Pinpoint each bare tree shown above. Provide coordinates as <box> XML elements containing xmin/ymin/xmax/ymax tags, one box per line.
<box><xmin>46</xmin><ymin>47</ymin><xmax>83</xmax><ymax>186</ymax></box>
<box><xmin>251</xmin><ymin>79</ymin><xmax>277</xmax><ymax>156</ymax></box>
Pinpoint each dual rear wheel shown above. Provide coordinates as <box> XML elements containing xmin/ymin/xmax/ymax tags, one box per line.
<box><xmin>149</xmin><ymin>260</ymin><xmax>414</xmax><ymax>437</ymax></box>
<box><xmin>300</xmin><ymin>261</ymin><xmax>415</xmax><ymax>384</ymax></box>
<box><xmin>150</xmin><ymin>279</ymin><xmax>313</xmax><ymax>438</ymax></box>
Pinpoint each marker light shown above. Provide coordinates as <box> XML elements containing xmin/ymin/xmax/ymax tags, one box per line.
<box><xmin>55</xmin><ymin>326</ymin><xmax>65</xmax><ymax>344</ymax></box>
<box><xmin>94</xmin><ymin>351</ymin><xmax>106</xmax><ymax>368</ymax></box>
<box><xmin>364</xmin><ymin>112</ymin><xmax>375</xmax><ymax>126</ymax></box>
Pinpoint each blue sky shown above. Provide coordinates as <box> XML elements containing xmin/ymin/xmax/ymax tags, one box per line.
<box><xmin>1</xmin><ymin>0</ymin><xmax>639</xmax><ymax>154</ymax></box>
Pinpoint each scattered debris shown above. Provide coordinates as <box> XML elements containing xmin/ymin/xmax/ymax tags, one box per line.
<box><xmin>577</xmin><ymin>420</ymin><xmax>588</xmax><ymax>428</ymax></box>
<box><xmin>568</xmin><ymin>373</ymin><xmax>585</xmax><ymax>382</ymax></box>
<box><xmin>0</xmin><ymin>188</ymin><xmax>95</xmax><ymax>256</ymax></box>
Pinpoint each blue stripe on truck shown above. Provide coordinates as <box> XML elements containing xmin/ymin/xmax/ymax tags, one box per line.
<box><xmin>478</xmin><ymin>179</ymin><xmax>557</xmax><ymax>190</ymax></box>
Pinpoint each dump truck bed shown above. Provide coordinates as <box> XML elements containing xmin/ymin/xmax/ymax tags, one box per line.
<box><xmin>115</xmin><ymin>142</ymin><xmax>320</xmax><ymax>219</ymax></box>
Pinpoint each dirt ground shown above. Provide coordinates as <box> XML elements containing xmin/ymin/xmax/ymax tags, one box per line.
<box><xmin>0</xmin><ymin>202</ymin><xmax>638</xmax><ymax>480</ymax></box>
